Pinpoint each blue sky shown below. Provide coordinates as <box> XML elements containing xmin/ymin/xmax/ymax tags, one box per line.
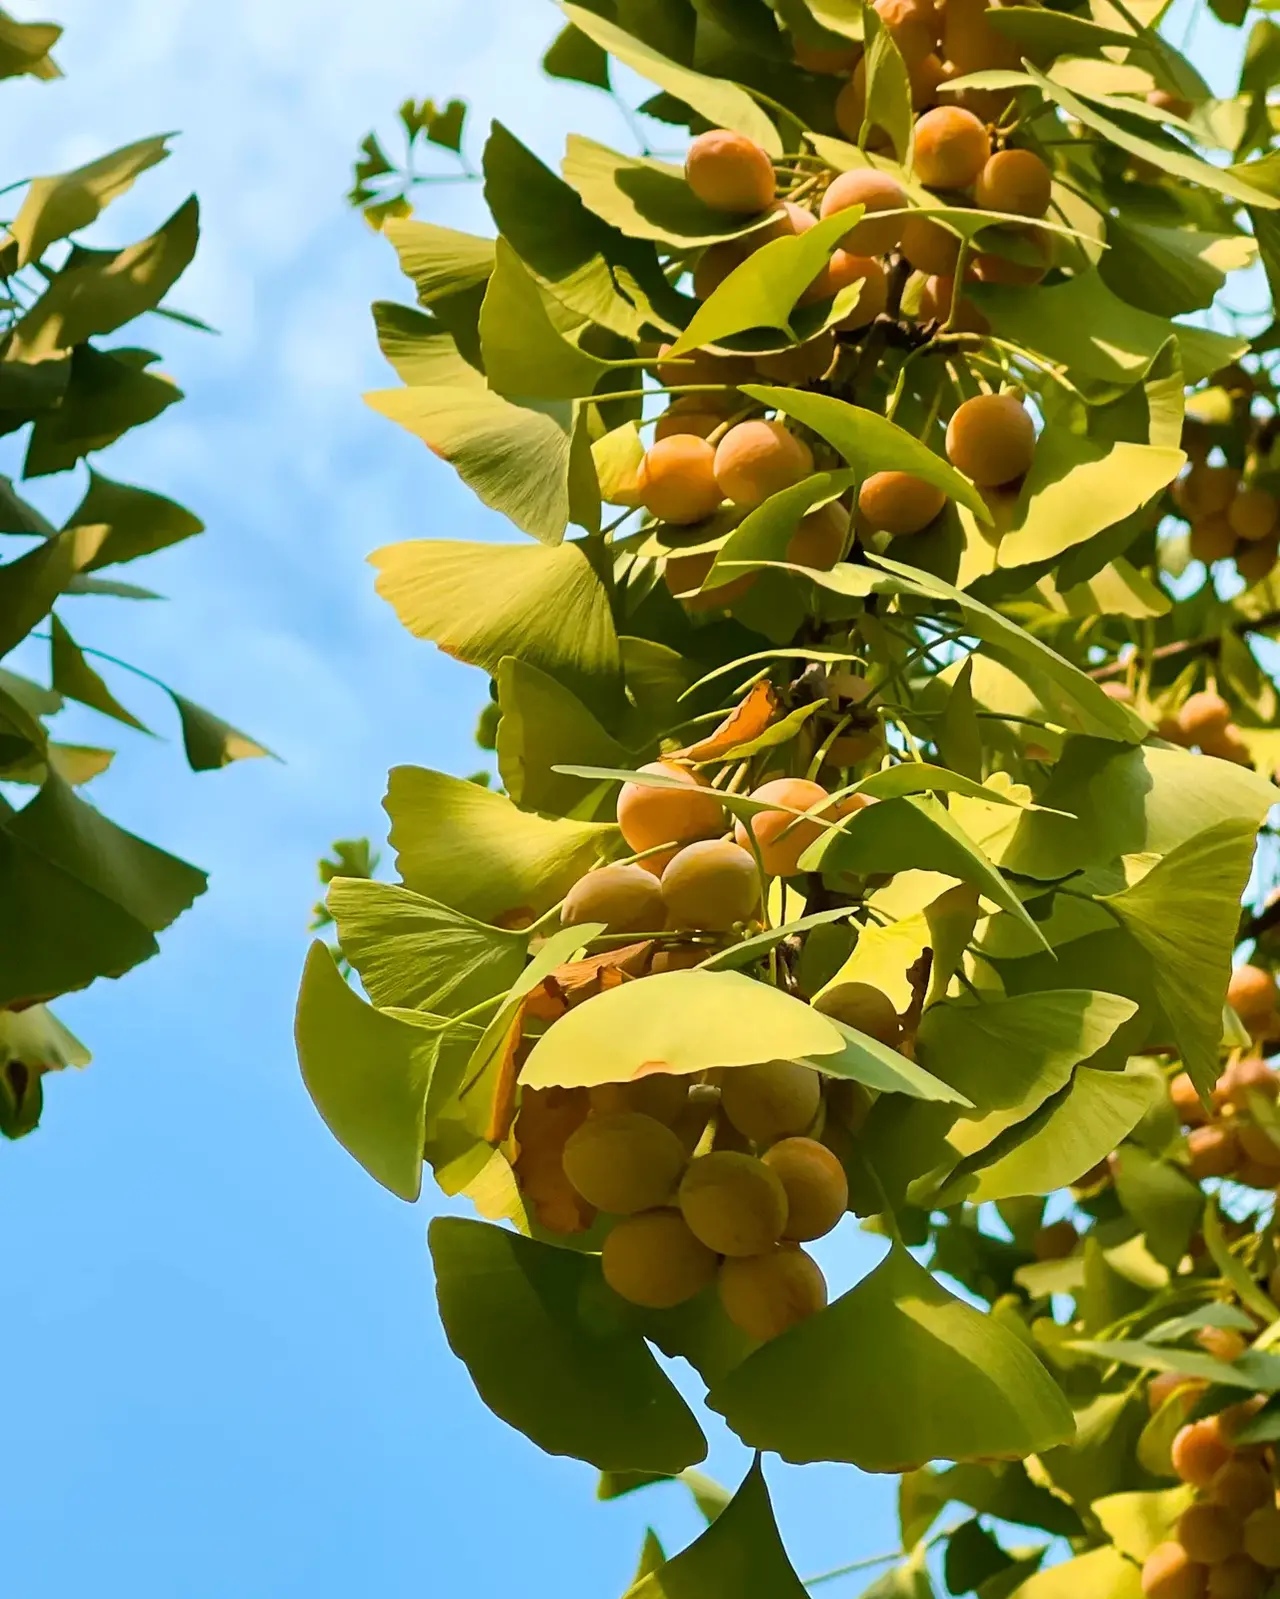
<box><xmin>0</xmin><ymin>3</ymin><xmax>1257</xmax><ymax>1596</ymax></box>
<box><xmin>0</xmin><ymin>5</ymin><xmax>899</xmax><ymax>1596</ymax></box>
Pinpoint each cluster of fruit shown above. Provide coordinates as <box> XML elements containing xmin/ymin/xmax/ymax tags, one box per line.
<box><xmin>1173</xmin><ymin>458</ymin><xmax>1280</xmax><ymax>590</ymax></box>
<box><xmin>515</xmin><ymin>1061</ymin><xmax>854</xmax><ymax>1344</ymax></box>
<box><xmin>1153</xmin><ymin>691</ymin><xmax>1258</xmax><ymax>769</ymax></box>
<box><xmin>1143</xmin><ymin>1357</ymin><xmax>1280</xmax><ymax>1599</ymax></box>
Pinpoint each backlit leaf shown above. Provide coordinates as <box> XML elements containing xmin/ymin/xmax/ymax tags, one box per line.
<box><xmin>11</xmin><ymin>134</ymin><xmax>172</xmax><ymax>266</ymax></box>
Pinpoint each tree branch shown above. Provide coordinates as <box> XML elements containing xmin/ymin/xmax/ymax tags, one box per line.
<box><xmin>1089</xmin><ymin>608</ymin><xmax>1280</xmax><ymax>682</ymax></box>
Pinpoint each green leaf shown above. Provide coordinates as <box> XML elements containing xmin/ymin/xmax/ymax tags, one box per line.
<box><xmin>0</xmin><ymin>12</ymin><xmax>61</xmax><ymax>80</ymax></box>
<box><xmin>67</xmin><ymin>471</ymin><xmax>203</xmax><ymax>570</ymax></box>
<box><xmin>707</xmin><ymin>1244</ymin><xmax>1075</xmax><ymax>1469</ymax></box>
<box><xmin>1034</xmin><ymin>560</ymin><xmax>1171</xmax><ymax>622</ymax></box>
<box><xmin>807</xmin><ymin>1015</ymin><xmax>972</xmax><ymax>1103</ymax></box>
<box><xmin>496</xmin><ymin>657</ymin><xmax>631</xmax><ymax>817</ymax></box>
<box><xmin>802</xmin><ymin>793</ymin><xmax>1045</xmax><ymax>943</ymax></box>
<box><xmin>401</xmin><ymin>95</ymin><xmax>468</xmax><ymax>152</ymax></box>
<box><xmin>364</xmin><ymin>384</ymin><xmax>587</xmax><ymax>544</ymax></box>
<box><xmin>667</xmin><ymin>210</ymin><xmax>867</xmax><ymax>357</ymax></box>
<box><xmin>621</xmin><ymin>1461</ymin><xmax>807</xmax><ymax>1597</ymax></box>
<box><xmin>705</xmin><ymin>471</ymin><xmax>856</xmax><ymax>585</ymax></box>
<box><xmin>11</xmin><ymin>134</ymin><xmax>173</xmax><ymax>266</ymax></box>
<box><xmin>545</xmin><ymin>20</ymin><xmax>611</xmax><ymax>87</ymax></box>
<box><xmin>937</xmin><ymin>1065</ymin><xmax>1160</xmax><ymax>1205</ymax></box>
<box><xmin>1070</xmin><ymin>1338</ymin><xmax>1280</xmax><ymax>1392</ymax></box>
<box><xmin>1009</xmin><ymin>1548</ymin><xmax>1141</xmax><ymax>1599</ymax></box>
<box><xmin>562</xmin><ymin>135</ymin><xmax>780</xmax><ymax>247</ymax></box>
<box><xmin>369</xmin><ymin>539</ymin><xmax>621</xmax><ymax>718</ymax></box>
<box><xmin>24</xmin><ymin>346</ymin><xmax>182</xmax><ymax>478</ymax></box>
<box><xmin>1024</xmin><ymin>63</ymin><xmax>1280</xmax><ymax>210</ymax></box>
<box><xmin>327</xmin><ymin>878</ymin><xmax>527</xmax><ymax>1016</ymax></box>
<box><xmin>986</xmin><ymin>7</ymin><xmax>1135</xmax><ymax>58</ymax></box>
<box><xmin>1101</xmin><ymin>218</ymin><xmax>1256</xmax><ymax>317</ymax></box>
<box><xmin>1093</xmin><ymin>1486</ymin><xmax>1195</xmax><ymax>1563</ymax></box>
<box><xmin>973</xmin><ymin>270</ymin><xmax>1248</xmax><ymax>390</ymax></box>
<box><xmin>520</xmin><ymin>968</ymin><xmax>847</xmax><ymax>1089</ymax></box>
<box><xmin>170</xmin><ymin>693</ymin><xmax>271</xmax><ymax>770</ymax></box>
<box><xmin>372</xmin><ymin>302</ymin><xmax>477</xmax><ymax>387</ymax></box>
<box><xmin>385</xmin><ymin>764</ymin><xmax>613</xmax><ymax>924</ymax></box>
<box><xmin>294</xmin><ymin>941</ymin><xmax>436</xmax><ymax>1200</ymax></box>
<box><xmin>382</xmin><ymin>217</ymin><xmax>494</xmax><ymax>304</ymax></box>
<box><xmin>1102</xmin><ymin>820</ymin><xmax>1260</xmax><ymax>1098</ymax></box>
<box><xmin>1111</xmin><ymin>1146</ymin><xmax>1202</xmax><ymax>1272</ymax></box>
<box><xmin>0</xmin><ymin>524</ymin><xmax>106</xmax><ymax>657</ymax></box>
<box><xmin>560</xmin><ymin>3</ymin><xmax>783</xmax><ymax>155</ymax></box>
<box><xmin>860</xmin><ymin>0</ymin><xmax>914</xmax><ymax>162</ymax></box>
<box><xmin>1202</xmin><ymin>1200</ymin><xmax>1280</xmax><ymax>1325</ymax></box>
<box><xmin>479</xmin><ymin>238</ymin><xmax>616</xmax><ymax>401</ymax></box>
<box><xmin>0</xmin><ymin>775</ymin><xmax>206</xmax><ymax>1008</ymax></box>
<box><xmin>430</xmin><ymin>1216</ymin><xmax>707</xmax><ymax>1473</ymax></box>
<box><xmin>49</xmin><ymin>614</ymin><xmax>148</xmax><ymax>732</ymax></box>
<box><xmin>13</xmin><ymin>198</ymin><xmax>200</xmax><ymax>359</ymax></box>
<box><xmin>742</xmin><ymin>386</ymin><xmax>990</xmax><ymax>523</ymax></box>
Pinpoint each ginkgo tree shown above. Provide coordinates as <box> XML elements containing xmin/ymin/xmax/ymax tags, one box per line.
<box><xmin>299</xmin><ymin>0</ymin><xmax>1280</xmax><ymax>1591</ymax></box>
<box><xmin>0</xmin><ymin>9</ymin><xmax>267</xmax><ymax>1139</ymax></box>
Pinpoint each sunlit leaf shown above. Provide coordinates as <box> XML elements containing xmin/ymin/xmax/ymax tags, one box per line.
<box><xmin>11</xmin><ymin>134</ymin><xmax>172</xmax><ymax>266</ymax></box>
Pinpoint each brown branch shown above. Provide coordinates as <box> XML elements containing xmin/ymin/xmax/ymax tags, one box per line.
<box><xmin>1089</xmin><ymin>609</ymin><xmax>1280</xmax><ymax>682</ymax></box>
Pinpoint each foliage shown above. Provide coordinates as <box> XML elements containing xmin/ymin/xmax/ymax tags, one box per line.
<box><xmin>310</xmin><ymin>0</ymin><xmax>1280</xmax><ymax>1590</ymax></box>
<box><xmin>0</xmin><ymin>14</ymin><xmax>267</xmax><ymax>1139</ymax></box>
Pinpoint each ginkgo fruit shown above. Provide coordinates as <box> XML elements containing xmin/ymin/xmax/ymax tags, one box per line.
<box><xmin>1149</xmin><ymin>1369</ymin><xmax>1203</xmax><ymax>1415</ymax></box>
<box><xmin>912</xmin><ymin>106</ymin><xmax>990</xmax><ymax>190</ymax></box>
<box><xmin>663</xmin><ymin>547</ymin><xmax>756</xmax><ymax>611</ymax></box>
<box><xmin>561</xmin><ymin>862</ymin><xmax>666</xmax><ymax>935</ymax></box>
<box><xmin>589</xmin><ymin>1074</ymin><xmax>689</xmax><ymax>1125</ymax></box>
<box><xmin>561</xmin><ymin>1112</ymin><xmax>688</xmax><ymax>1215</ymax></box>
<box><xmin>717</xmin><ymin>1245</ymin><xmax>828</xmax><ymax>1341</ymax></box>
<box><xmin>973</xmin><ymin>148</ymin><xmax>1052</xmax><ymax>216</ymax></box>
<box><xmin>1235</xmin><ymin>537</ymin><xmax>1278</xmax><ymax>586</ymax></box>
<box><xmin>1212</xmin><ymin>1460</ymin><xmax>1275</xmax><ymax>1518</ymax></box>
<box><xmin>1221</xmin><ymin>1054</ymin><xmax>1279</xmax><ymax>1108</ymax></box>
<box><xmin>684</xmin><ymin>129</ymin><xmax>777</xmax><ymax>215</ymax></box>
<box><xmin>617</xmin><ymin>761</ymin><xmax>724</xmax><ymax>869</ymax></box>
<box><xmin>1243</xmin><ymin>1508</ymin><xmax>1280</xmax><ymax>1570</ymax></box>
<box><xmin>1170</xmin><ymin>1071</ymin><xmax>1209</xmax><ymax>1126</ymax></box>
<box><xmin>755</xmin><ymin>333</ymin><xmax>836</xmax><ymax>385</ymax></box>
<box><xmin>1186</xmin><ymin>1123</ymin><xmax>1240</xmax><ymax>1180</ymax></box>
<box><xmin>1032</xmin><ymin>1219</ymin><xmax>1078</xmax><ymax>1261</ymax></box>
<box><xmin>655</xmin><ymin>395</ymin><xmax>732</xmax><ymax>441</ymax></box>
<box><xmin>1172</xmin><ymin>1416</ymin><xmax>1237</xmax><ymax>1488</ymax></box>
<box><xmin>813</xmin><ymin>252</ymin><xmax>888</xmax><ymax>329</ymax></box>
<box><xmin>858</xmin><ymin>470</ymin><xmax>947</xmax><ymax>535</ymax></box>
<box><xmin>714</xmin><ymin>420</ymin><xmax>815</xmax><ymax>508</ymax></box>
<box><xmin>971</xmin><ymin>225</ymin><xmax>1051</xmax><ymax>285</ymax></box>
<box><xmin>1228</xmin><ymin>966</ymin><xmax>1277</xmax><ymax>1038</ymax></box>
<box><xmin>1196</xmin><ymin>1326</ymin><xmax>1248</xmax><ymax>1364</ymax></box>
<box><xmin>1140</xmin><ymin>1543</ymin><xmax>1208</xmax><ymax>1599</ymax></box>
<box><xmin>1176</xmin><ymin>464</ymin><xmax>1240</xmax><ymax>520</ymax></box>
<box><xmin>1206</xmin><ymin>1554</ymin><xmax>1268</xmax><ymax>1598</ymax></box>
<box><xmin>941</xmin><ymin>0</ymin><xmax>1023</xmax><ymax>74</ymax></box>
<box><xmin>787</xmin><ymin>502</ymin><xmax>847</xmax><ymax>569</ymax></box>
<box><xmin>1178</xmin><ymin>1503</ymin><xmax>1245</xmax><ymax>1565</ymax></box>
<box><xmin>1190</xmin><ymin>514</ymin><xmax>1238</xmax><ymax>566</ymax></box>
<box><xmin>918</xmin><ymin>273</ymin><xmax>989</xmax><ymax>333</ymax></box>
<box><xmin>818</xmin><ymin>168</ymin><xmax>908</xmax><ymax>255</ymax></box>
<box><xmin>601</xmin><ymin>1208</ymin><xmax>720</xmax><ymax>1309</ymax></box>
<box><xmin>763</xmin><ymin>1137</ymin><xmax>849</xmax><ymax>1240</ymax></box>
<box><xmin>945</xmin><ymin>393</ymin><xmax>1036</xmax><ymax>487</ymax></box>
<box><xmin>719</xmin><ymin>1058</ymin><xmax>824</xmax><ymax>1144</ymax></box>
<box><xmin>661</xmin><ymin>839</ymin><xmax>761</xmax><ymax>931</ymax></box>
<box><xmin>1178</xmin><ymin>691</ymin><xmax>1232</xmax><ymax>744</ymax></box>
<box><xmin>637</xmin><ymin>435</ymin><xmax>724</xmax><ymax>524</ymax></box>
<box><xmin>900</xmin><ymin>214</ymin><xmax>963</xmax><ymax>275</ymax></box>
<box><xmin>678</xmin><ymin>1149</ymin><xmax>789</xmax><ymax>1255</ymax></box>
<box><xmin>734</xmin><ymin>777</ymin><xmax>831</xmax><ymax>877</ymax></box>
<box><xmin>793</xmin><ymin>37</ymin><xmax>862</xmax><ymax>73</ymax></box>
<box><xmin>1228</xmin><ymin>488</ymin><xmax>1278</xmax><ymax>542</ymax></box>
<box><xmin>814</xmin><ymin>982</ymin><xmax>901</xmax><ymax>1046</ymax></box>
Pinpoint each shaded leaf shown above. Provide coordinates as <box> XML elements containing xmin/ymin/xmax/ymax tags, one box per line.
<box><xmin>171</xmin><ymin>693</ymin><xmax>271</xmax><ymax>771</ymax></box>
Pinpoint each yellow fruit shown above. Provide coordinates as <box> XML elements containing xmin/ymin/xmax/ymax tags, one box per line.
<box><xmin>1141</xmin><ymin>1543</ymin><xmax>1208</xmax><ymax>1599</ymax></box>
<box><xmin>663</xmin><ymin>547</ymin><xmax>756</xmax><ymax>612</ymax></box>
<box><xmin>1170</xmin><ymin>1071</ymin><xmax>1208</xmax><ymax>1127</ymax></box>
<box><xmin>684</xmin><ymin>128</ymin><xmax>777</xmax><ymax>215</ymax></box>
<box><xmin>714</xmin><ymin>420</ymin><xmax>815</xmax><ymax>508</ymax></box>
<box><xmin>808</xmin><ymin>252</ymin><xmax>888</xmax><ymax>330</ymax></box>
<box><xmin>1206</xmin><ymin>1554</ymin><xmax>1267</xmax><ymax>1599</ymax></box>
<box><xmin>719</xmin><ymin>1059</ymin><xmax>824</xmax><ymax>1144</ymax></box>
<box><xmin>562</xmin><ymin>1111</ymin><xmax>688</xmax><ymax>1215</ymax></box>
<box><xmin>637</xmin><ymin>435</ymin><xmax>724</xmax><ymax>525</ymax></box>
<box><xmin>942</xmin><ymin>0</ymin><xmax>1024</xmax><ymax>75</ymax></box>
<box><xmin>970</xmin><ymin>225</ymin><xmax>1051</xmax><ymax>285</ymax></box>
<box><xmin>1149</xmin><ymin>1369</ymin><xmax>1203</xmax><ymax>1416</ymax></box>
<box><xmin>1149</xmin><ymin>88</ymin><xmax>1194</xmax><ymax>118</ymax></box>
<box><xmin>1221</xmin><ymin>1053</ymin><xmax>1280</xmax><ymax>1108</ymax></box>
<box><xmin>818</xmin><ymin>167</ymin><xmax>908</xmax><ymax>255</ymax></box>
<box><xmin>1235</xmin><ymin>537</ymin><xmax>1278</xmax><ymax>586</ymax></box>
<box><xmin>755</xmin><ymin>333</ymin><xmax>836</xmax><ymax>385</ymax></box>
<box><xmin>900</xmin><ymin>214</ymin><xmax>963</xmax><ymax>275</ymax></box>
<box><xmin>794</xmin><ymin>37</ymin><xmax>862</xmax><ymax>73</ymax></box>
<box><xmin>814</xmin><ymin>982</ymin><xmax>901</xmax><ymax>1045</ymax></box>
<box><xmin>918</xmin><ymin>273</ymin><xmax>989</xmax><ymax>332</ymax></box>
<box><xmin>1243</xmin><ymin>1508</ymin><xmax>1280</xmax><ymax>1570</ymax></box>
<box><xmin>660</xmin><ymin>838</ymin><xmax>761</xmax><ymax>932</ymax></box>
<box><xmin>678</xmin><ymin>1149</ymin><xmax>789</xmax><ymax>1255</ymax></box>
<box><xmin>763</xmin><ymin>1137</ymin><xmax>849</xmax><ymax>1240</ymax></box>
<box><xmin>1190</xmin><ymin>514</ymin><xmax>1238</xmax><ymax>565</ymax></box>
<box><xmin>693</xmin><ymin>240</ymin><xmax>746</xmax><ymax>301</ymax></box>
<box><xmin>617</xmin><ymin>761</ymin><xmax>724</xmax><ymax>868</ymax></box>
<box><xmin>1229</xmin><ymin>967</ymin><xmax>1278</xmax><ymax>1039</ymax></box>
<box><xmin>589</xmin><ymin>1074</ymin><xmax>689</xmax><ymax>1125</ymax></box>
<box><xmin>1186</xmin><ymin>1123</ymin><xmax>1240</xmax><ymax>1181</ymax></box>
<box><xmin>1178</xmin><ymin>1502</ymin><xmax>1244</xmax><ymax>1565</ymax></box>
<box><xmin>1172</xmin><ymin>1417</ymin><xmax>1237</xmax><ymax>1489</ymax></box>
<box><xmin>654</xmin><ymin>395</ymin><xmax>732</xmax><ymax>441</ymax></box>
<box><xmin>717</xmin><ymin>1245</ymin><xmax>828</xmax><ymax>1340</ymax></box>
<box><xmin>858</xmin><ymin>471</ymin><xmax>947</xmax><ymax>535</ymax></box>
<box><xmin>1197</xmin><ymin>1327</ymin><xmax>1248</xmax><ymax>1364</ymax></box>
<box><xmin>602</xmin><ymin>1209</ymin><xmax>720</xmax><ymax>1309</ymax></box>
<box><xmin>912</xmin><ymin>106</ymin><xmax>990</xmax><ymax>189</ymax></box>
<box><xmin>733</xmin><ymin>777</ymin><xmax>832</xmax><ymax>877</ymax></box>
<box><xmin>1177</xmin><ymin>464</ymin><xmax>1240</xmax><ymax>520</ymax></box>
<box><xmin>1032</xmin><ymin>1219</ymin><xmax>1078</xmax><ymax>1261</ymax></box>
<box><xmin>1229</xmin><ymin>488</ymin><xmax>1278</xmax><ymax>543</ymax></box>
<box><xmin>653</xmin><ymin>341</ymin><xmax>752</xmax><ymax>391</ymax></box>
<box><xmin>1212</xmin><ymin>1461</ymin><xmax>1275</xmax><ymax>1518</ymax></box>
<box><xmin>561</xmin><ymin>862</ymin><xmax>666</xmax><ymax>935</ymax></box>
<box><xmin>787</xmin><ymin>502</ymin><xmax>848</xmax><ymax>570</ymax></box>
<box><xmin>945</xmin><ymin>393</ymin><xmax>1036</xmax><ymax>487</ymax></box>
<box><xmin>1178</xmin><ymin>690</ymin><xmax>1232</xmax><ymax>744</ymax></box>
<box><xmin>974</xmin><ymin>148</ymin><xmax>1052</xmax><ymax>216</ymax></box>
